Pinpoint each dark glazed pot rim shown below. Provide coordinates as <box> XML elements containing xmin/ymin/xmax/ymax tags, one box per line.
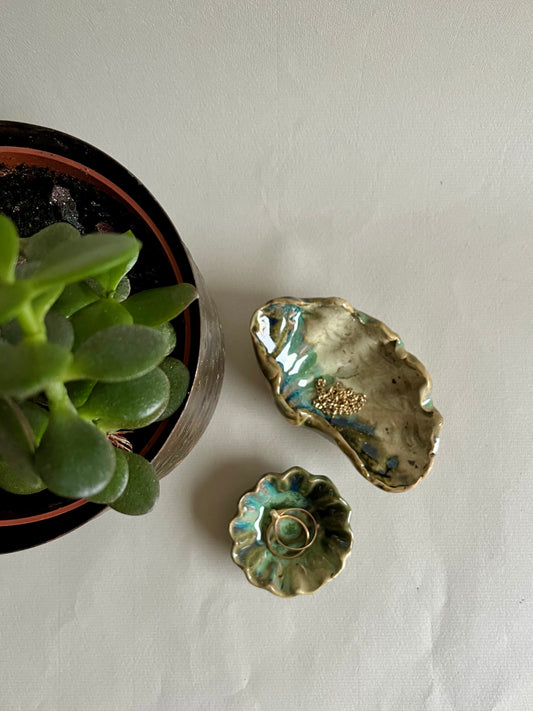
<box><xmin>0</xmin><ymin>121</ymin><xmax>202</xmax><ymax>551</ymax></box>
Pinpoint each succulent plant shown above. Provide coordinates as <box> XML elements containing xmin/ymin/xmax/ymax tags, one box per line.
<box><xmin>0</xmin><ymin>215</ymin><xmax>196</xmax><ymax>515</ymax></box>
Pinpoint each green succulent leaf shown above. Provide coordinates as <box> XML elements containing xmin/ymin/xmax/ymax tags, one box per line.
<box><xmin>32</xmin><ymin>285</ymin><xmax>64</xmax><ymax>322</ymax></box>
<box><xmin>0</xmin><ymin>341</ymin><xmax>72</xmax><ymax>398</ymax></box>
<box><xmin>155</xmin><ymin>357</ymin><xmax>189</xmax><ymax>421</ymax></box>
<box><xmin>0</xmin><ymin>461</ymin><xmax>46</xmax><ymax>495</ymax></box>
<box><xmin>0</xmin><ymin>397</ymin><xmax>41</xmax><ymax>486</ymax></box>
<box><xmin>70</xmin><ymin>298</ymin><xmax>133</xmax><ymax>350</ymax></box>
<box><xmin>21</xmin><ymin>222</ymin><xmax>81</xmax><ymax>262</ymax></box>
<box><xmin>89</xmin><ymin>448</ymin><xmax>129</xmax><ymax>504</ymax></box>
<box><xmin>51</xmin><ymin>281</ymin><xmax>100</xmax><ymax>317</ymax></box>
<box><xmin>67</xmin><ymin>379</ymin><xmax>96</xmax><ymax>408</ymax></box>
<box><xmin>113</xmin><ymin>276</ymin><xmax>130</xmax><ymax>302</ymax></box>
<box><xmin>35</xmin><ymin>411</ymin><xmax>115</xmax><ymax>499</ymax></box>
<box><xmin>110</xmin><ymin>451</ymin><xmax>159</xmax><ymax>515</ymax></box>
<box><xmin>45</xmin><ymin>312</ymin><xmax>74</xmax><ymax>349</ymax></box>
<box><xmin>70</xmin><ymin>324</ymin><xmax>169</xmax><ymax>382</ymax></box>
<box><xmin>0</xmin><ymin>281</ymin><xmax>32</xmax><ymax>323</ymax></box>
<box><xmin>0</xmin><ymin>215</ymin><xmax>19</xmax><ymax>283</ymax></box>
<box><xmin>15</xmin><ymin>261</ymin><xmax>40</xmax><ymax>279</ymax></box>
<box><xmin>156</xmin><ymin>321</ymin><xmax>176</xmax><ymax>357</ymax></box>
<box><xmin>30</xmin><ymin>233</ymin><xmax>141</xmax><ymax>291</ymax></box>
<box><xmin>123</xmin><ymin>283</ymin><xmax>197</xmax><ymax>327</ymax></box>
<box><xmin>94</xmin><ymin>230</ymin><xmax>139</xmax><ymax>294</ymax></box>
<box><xmin>84</xmin><ymin>277</ymin><xmax>105</xmax><ymax>298</ymax></box>
<box><xmin>79</xmin><ymin>367</ymin><xmax>170</xmax><ymax>430</ymax></box>
<box><xmin>18</xmin><ymin>401</ymin><xmax>49</xmax><ymax>446</ymax></box>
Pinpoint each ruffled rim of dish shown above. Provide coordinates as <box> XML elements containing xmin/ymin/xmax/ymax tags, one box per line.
<box><xmin>229</xmin><ymin>467</ymin><xmax>353</xmax><ymax>597</ymax></box>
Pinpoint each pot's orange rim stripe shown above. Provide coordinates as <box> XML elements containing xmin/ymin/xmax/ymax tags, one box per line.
<box><xmin>0</xmin><ymin>498</ymin><xmax>87</xmax><ymax>526</ymax></box>
<box><xmin>0</xmin><ymin>146</ymin><xmax>193</xmax><ymax>526</ymax></box>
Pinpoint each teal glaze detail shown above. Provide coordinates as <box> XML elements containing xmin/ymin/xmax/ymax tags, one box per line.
<box><xmin>251</xmin><ymin>297</ymin><xmax>443</xmax><ymax>493</ymax></box>
<box><xmin>229</xmin><ymin>467</ymin><xmax>352</xmax><ymax>597</ymax></box>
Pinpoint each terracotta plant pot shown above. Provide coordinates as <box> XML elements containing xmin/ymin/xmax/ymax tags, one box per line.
<box><xmin>0</xmin><ymin>121</ymin><xmax>224</xmax><ymax>553</ymax></box>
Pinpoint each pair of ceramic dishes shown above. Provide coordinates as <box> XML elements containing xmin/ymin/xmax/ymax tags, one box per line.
<box><xmin>229</xmin><ymin>297</ymin><xmax>443</xmax><ymax>597</ymax></box>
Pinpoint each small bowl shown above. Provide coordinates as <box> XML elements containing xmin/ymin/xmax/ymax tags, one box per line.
<box><xmin>229</xmin><ymin>467</ymin><xmax>352</xmax><ymax>597</ymax></box>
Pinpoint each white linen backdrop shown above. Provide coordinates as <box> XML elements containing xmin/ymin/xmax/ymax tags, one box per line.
<box><xmin>1</xmin><ymin>2</ymin><xmax>532</xmax><ymax>709</ymax></box>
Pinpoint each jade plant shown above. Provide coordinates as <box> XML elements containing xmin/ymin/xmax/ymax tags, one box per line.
<box><xmin>0</xmin><ymin>215</ymin><xmax>196</xmax><ymax>514</ymax></box>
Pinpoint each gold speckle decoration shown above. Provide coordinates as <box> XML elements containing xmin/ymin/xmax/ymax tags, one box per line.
<box><xmin>313</xmin><ymin>378</ymin><xmax>367</xmax><ymax>417</ymax></box>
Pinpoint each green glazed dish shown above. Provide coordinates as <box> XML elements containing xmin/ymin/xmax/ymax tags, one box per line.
<box><xmin>250</xmin><ymin>297</ymin><xmax>443</xmax><ymax>493</ymax></box>
<box><xmin>229</xmin><ymin>467</ymin><xmax>352</xmax><ymax>597</ymax></box>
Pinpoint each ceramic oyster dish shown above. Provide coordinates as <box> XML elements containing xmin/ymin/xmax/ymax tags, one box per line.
<box><xmin>250</xmin><ymin>297</ymin><xmax>443</xmax><ymax>493</ymax></box>
<box><xmin>230</xmin><ymin>467</ymin><xmax>352</xmax><ymax>597</ymax></box>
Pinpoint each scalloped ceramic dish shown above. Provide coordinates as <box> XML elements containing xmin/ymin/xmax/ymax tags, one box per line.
<box><xmin>250</xmin><ymin>297</ymin><xmax>443</xmax><ymax>492</ymax></box>
<box><xmin>230</xmin><ymin>467</ymin><xmax>352</xmax><ymax>597</ymax></box>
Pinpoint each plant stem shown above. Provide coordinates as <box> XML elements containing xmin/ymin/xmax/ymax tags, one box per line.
<box><xmin>45</xmin><ymin>382</ymin><xmax>76</xmax><ymax>416</ymax></box>
<box><xmin>17</xmin><ymin>302</ymin><xmax>46</xmax><ymax>342</ymax></box>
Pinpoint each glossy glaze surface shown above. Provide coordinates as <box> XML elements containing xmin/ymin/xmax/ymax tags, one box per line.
<box><xmin>230</xmin><ymin>467</ymin><xmax>352</xmax><ymax>597</ymax></box>
<box><xmin>251</xmin><ymin>297</ymin><xmax>443</xmax><ymax>492</ymax></box>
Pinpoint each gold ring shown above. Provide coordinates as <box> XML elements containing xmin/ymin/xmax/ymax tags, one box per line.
<box><xmin>266</xmin><ymin>508</ymin><xmax>319</xmax><ymax>559</ymax></box>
